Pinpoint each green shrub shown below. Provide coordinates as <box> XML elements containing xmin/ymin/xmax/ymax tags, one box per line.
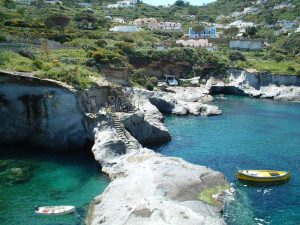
<box><xmin>4</xmin><ymin>18</ymin><xmax>28</xmax><ymax>27</ymax></box>
<box><xmin>115</xmin><ymin>42</ymin><xmax>135</xmax><ymax>55</ymax></box>
<box><xmin>228</xmin><ymin>51</ymin><xmax>246</xmax><ymax>61</ymax></box>
<box><xmin>95</xmin><ymin>39</ymin><xmax>107</xmax><ymax>48</ymax></box>
<box><xmin>89</xmin><ymin>49</ymin><xmax>126</xmax><ymax>66</ymax></box>
<box><xmin>129</xmin><ymin>69</ymin><xmax>147</xmax><ymax>86</ymax></box>
<box><xmin>287</xmin><ymin>66</ymin><xmax>295</xmax><ymax>72</ymax></box>
<box><xmin>33</xmin><ymin>59</ymin><xmax>43</xmax><ymax>69</ymax></box>
<box><xmin>149</xmin><ymin>76</ymin><xmax>158</xmax><ymax>85</ymax></box>
<box><xmin>146</xmin><ymin>80</ymin><xmax>154</xmax><ymax>90</ymax></box>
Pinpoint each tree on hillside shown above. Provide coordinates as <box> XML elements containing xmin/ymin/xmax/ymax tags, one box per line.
<box><xmin>188</xmin><ymin>6</ymin><xmax>198</xmax><ymax>15</ymax></box>
<box><xmin>32</xmin><ymin>0</ymin><xmax>46</xmax><ymax>9</ymax></box>
<box><xmin>224</xmin><ymin>27</ymin><xmax>239</xmax><ymax>37</ymax></box>
<box><xmin>265</xmin><ymin>13</ymin><xmax>276</xmax><ymax>25</ymax></box>
<box><xmin>192</xmin><ymin>24</ymin><xmax>205</xmax><ymax>33</ymax></box>
<box><xmin>245</xmin><ymin>26</ymin><xmax>257</xmax><ymax>38</ymax></box>
<box><xmin>75</xmin><ymin>11</ymin><xmax>97</xmax><ymax>23</ymax></box>
<box><xmin>174</xmin><ymin>0</ymin><xmax>185</xmax><ymax>7</ymax></box>
<box><xmin>208</xmin><ymin>17</ymin><xmax>215</xmax><ymax>23</ymax></box>
<box><xmin>45</xmin><ymin>14</ymin><xmax>70</xmax><ymax>32</ymax></box>
<box><xmin>229</xmin><ymin>51</ymin><xmax>246</xmax><ymax>61</ymax></box>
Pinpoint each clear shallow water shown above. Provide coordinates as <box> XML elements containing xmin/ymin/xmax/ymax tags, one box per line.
<box><xmin>154</xmin><ymin>96</ymin><xmax>300</xmax><ymax>225</ymax></box>
<box><xmin>0</xmin><ymin>150</ymin><xmax>109</xmax><ymax>225</ymax></box>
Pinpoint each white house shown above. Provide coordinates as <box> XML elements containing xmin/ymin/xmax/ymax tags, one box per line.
<box><xmin>231</xmin><ymin>12</ymin><xmax>244</xmax><ymax>18</ymax></box>
<box><xmin>14</xmin><ymin>0</ymin><xmax>34</xmax><ymax>4</ymax></box>
<box><xmin>230</xmin><ymin>40</ymin><xmax>262</xmax><ymax>51</ymax></box>
<box><xmin>282</xmin><ymin>21</ymin><xmax>297</xmax><ymax>29</ymax></box>
<box><xmin>274</xmin><ymin>2</ymin><xmax>291</xmax><ymax>9</ymax></box>
<box><xmin>109</xmin><ymin>25</ymin><xmax>138</xmax><ymax>32</ymax></box>
<box><xmin>159</xmin><ymin>22</ymin><xmax>182</xmax><ymax>32</ymax></box>
<box><xmin>107</xmin><ymin>0</ymin><xmax>136</xmax><ymax>9</ymax></box>
<box><xmin>226</xmin><ymin>20</ymin><xmax>255</xmax><ymax>29</ymax></box>
<box><xmin>134</xmin><ymin>18</ymin><xmax>159</xmax><ymax>29</ymax></box>
<box><xmin>188</xmin><ymin>26</ymin><xmax>217</xmax><ymax>38</ymax></box>
<box><xmin>243</xmin><ymin>7</ymin><xmax>258</xmax><ymax>14</ymax></box>
<box><xmin>113</xmin><ymin>18</ymin><xmax>125</xmax><ymax>24</ymax></box>
<box><xmin>78</xmin><ymin>2</ymin><xmax>92</xmax><ymax>8</ymax></box>
<box><xmin>176</xmin><ymin>39</ymin><xmax>217</xmax><ymax>51</ymax></box>
<box><xmin>44</xmin><ymin>0</ymin><xmax>62</xmax><ymax>4</ymax></box>
<box><xmin>256</xmin><ymin>0</ymin><xmax>268</xmax><ymax>4</ymax></box>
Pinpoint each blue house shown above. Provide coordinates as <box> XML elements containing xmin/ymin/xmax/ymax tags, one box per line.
<box><xmin>188</xmin><ymin>27</ymin><xmax>217</xmax><ymax>38</ymax></box>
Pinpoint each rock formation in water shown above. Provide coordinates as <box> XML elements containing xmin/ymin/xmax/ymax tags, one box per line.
<box><xmin>89</xmin><ymin>112</ymin><xmax>231</xmax><ymax>225</ymax></box>
<box><xmin>209</xmin><ymin>69</ymin><xmax>300</xmax><ymax>102</ymax></box>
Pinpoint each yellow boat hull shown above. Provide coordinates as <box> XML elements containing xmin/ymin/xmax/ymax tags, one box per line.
<box><xmin>237</xmin><ymin>170</ymin><xmax>290</xmax><ymax>182</ymax></box>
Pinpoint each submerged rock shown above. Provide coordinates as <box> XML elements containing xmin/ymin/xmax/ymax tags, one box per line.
<box><xmin>8</xmin><ymin>167</ymin><xmax>31</xmax><ymax>184</ymax></box>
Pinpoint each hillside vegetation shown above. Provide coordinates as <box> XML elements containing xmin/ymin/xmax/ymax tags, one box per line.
<box><xmin>0</xmin><ymin>0</ymin><xmax>299</xmax><ymax>88</ymax></box>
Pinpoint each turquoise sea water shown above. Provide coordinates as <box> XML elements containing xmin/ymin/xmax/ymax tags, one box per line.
<box><xmin>0</xmin><ymin>150</ymin><xmax>109</xmax><ymax>225</ymax></box>
<box><xmin>154</xmin><ymin>96</ymin><xmax>300</xmax><ymax>225</ymax></box>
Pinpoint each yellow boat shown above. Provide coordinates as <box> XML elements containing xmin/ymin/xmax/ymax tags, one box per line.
<box><xmin>237</xmin><ymin>170</ymin><xmax>290</xmax><ymax>182</ymax></box>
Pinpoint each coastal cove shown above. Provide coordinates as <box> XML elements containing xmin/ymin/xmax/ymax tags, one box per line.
<box><xmin>0</xmin><ymin>149</ymin><xmax>109</xmax><ymax>225</ymax></box>
<box><xmin>154</xmin><ymin>96</ymin><xmax>300</xmax><ymax>225</ymax></box>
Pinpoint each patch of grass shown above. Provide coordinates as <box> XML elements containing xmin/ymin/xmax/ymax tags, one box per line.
<box><xmin>0</xmin><ymin>51</ymin><xmax>36</xmax><ymax>72</ymax></box>
<box><xmin>36</xmin><ymin>65</ymin><xmax>95</xmax><ymax>89</ymax></box>
<box><xmin>247</xmin><ymin>58</ymin><xmax>300</xmax><ymax>75</ymax></box>
<box><xmin>199</xmin><ymin>184</ymin><xmax>230</xmax><ymax>206</ymax></box>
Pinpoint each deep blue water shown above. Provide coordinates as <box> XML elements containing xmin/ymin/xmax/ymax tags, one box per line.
<box><xmin>154</xmin><ymin>96</ymin><xmax>300</xmax><ymax>225</ymax></box>
<box><xmin>0</xmin><ymin>150</ymin><xmax>109</xmax><ymax>225</ymax></box>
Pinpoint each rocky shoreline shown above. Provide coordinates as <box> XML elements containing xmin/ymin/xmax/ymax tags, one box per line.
<box><xmin>209</xmin><ymin>69</ymin><xmax>300</xmax><ymax>102</ymax></box>
<box><xmin>1</xmin><ymin>69</ymin><xmax>299</xmax><ymax>225</ymax></box>
<box><xmin>88</xmin><ymin>87</ymin><xmax>230</xmax><ymax>225</ymax></box>
<box><xmin>90</xmin><ymin>111</ymin><xmax>231</xmax><ymax>225</ymax></box>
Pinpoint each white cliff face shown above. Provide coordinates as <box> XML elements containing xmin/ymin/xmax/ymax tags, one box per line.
<box><xmin>210</xmin><ymin>69</ymin><xmax>300</xmax><ymax>102</ymax></box>
<box><xmin>90</xmin><ymin>113</ymin><xmax>230</xmax><ymax>225</ymax></box>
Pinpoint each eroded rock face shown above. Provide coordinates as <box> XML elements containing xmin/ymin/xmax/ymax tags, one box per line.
<box><xmin>130</xmin><ymin>87</ymin><xmax>222</xmax><ymax>116</ymax></box>
<box><xmin>119</xmin><ymin>111</ymin><xmax>171</xmax><ymax>145</ymax></box>
<box><xmin>209</xmin><ymin>69</ymin><xmax>300</xmax><ymax>102</ymax></box>
<box><xmin>0</xmin><ymin>72</ymin><xmax>108</xmax><ymax>150</ymax></box>
<box><xmin>90</xmin><ymin>114</ymin><xmax>229</xmax><ymax>225</ymax></box>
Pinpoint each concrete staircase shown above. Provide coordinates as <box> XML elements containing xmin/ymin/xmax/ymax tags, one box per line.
<box><xmin>112</xmin><ymin>114</ymin><xmax>134</xmax><ymax>151</ymax></box>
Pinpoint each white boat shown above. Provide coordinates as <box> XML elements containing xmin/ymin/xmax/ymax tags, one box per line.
<box><xmin>35</xmin><ymin>206</ymin><xmax>75</xmax><ymax>215</ymax></box>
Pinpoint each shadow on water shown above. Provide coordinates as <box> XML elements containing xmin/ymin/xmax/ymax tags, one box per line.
<box><xmin>236</xmin><ymin>180</ymin><xmax>290</xmax><ymax>188</ymax></box>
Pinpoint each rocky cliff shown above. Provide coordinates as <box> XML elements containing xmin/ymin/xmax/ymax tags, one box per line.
<box><xmin>0</xmin><ymin>71</ymin><xmax>109</xmax><ymax>150</ymax></box>
<box><xmin>209</xmin><ymin>69</ymin><xmax>300</xmax><ymax>102</ymax></box>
